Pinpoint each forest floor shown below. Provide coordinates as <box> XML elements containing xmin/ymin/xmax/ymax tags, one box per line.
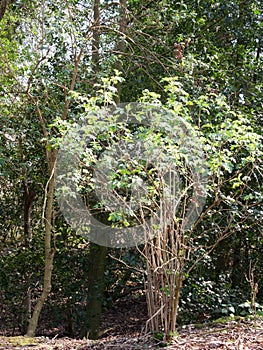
<box><xmin>1</xmin><ymin>297</ymin><xmax>263</xmax><ymax>349</ymax></box>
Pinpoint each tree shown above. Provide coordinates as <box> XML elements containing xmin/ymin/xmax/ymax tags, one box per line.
<box><xmin>0</xmin><ymin>0</ymin><xmax>262</xmax><ymax>341</ymax></box>
<box><xmin>0</xmin><ymin>0</ymin><xmax>136</xmax><ymax>337</ymax></box>
<box><xmin>54</xmin><ymin>81</ymin><xmax>262</xmax><ymax>341</ymax></box>
<box><xmin>0</xmin><ymin>0</ymin><xmax>90</xmax><ymax>336</ymax></box>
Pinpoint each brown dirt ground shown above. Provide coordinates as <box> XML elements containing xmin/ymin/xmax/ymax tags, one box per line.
<box><xmin>0</xmin><ymin>298</ymin><xmax>263</xmax><ymax>349</ymax></box>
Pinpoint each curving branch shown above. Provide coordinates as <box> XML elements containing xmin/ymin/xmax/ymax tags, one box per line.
<box><xmin>0</xmin><ymin>0</ymin><xmax>8</xmax><ymax>21</ymax></box>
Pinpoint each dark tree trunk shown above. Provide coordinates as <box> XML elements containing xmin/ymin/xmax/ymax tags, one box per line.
<box><xmin>85</xmin><ymin>243</ymin><xmax>107</xmax><ymax>340</ymax></box>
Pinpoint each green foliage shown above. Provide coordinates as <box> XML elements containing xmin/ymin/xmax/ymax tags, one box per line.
<box><xmin>238</xmin><ymin>301</ymin><xmax>263</xmax><ymax>316</ymax></box>
<box><xmin>0</xmin><ymin>240</ymin><xmax>44</xmax><ymax>333</ymax></box>
<box><xmin>179</xmin><ymin>274</ymin><xmax>247</xmax><ymax>324</ymax></box>
<box><xmin>0</xmin><ymin>0</ymin><xmax>262</xmax><ymax>339</ymax></box>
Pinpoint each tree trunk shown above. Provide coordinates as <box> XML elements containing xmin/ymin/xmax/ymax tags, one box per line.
<box><xmin>23</xmin><ymin>184</ymin><xmax>35</xmax><ymax>245</ymax></box>
<box><xmin>114</xmin><ymin>0</ymin><xmax>127</xmax><ymax>103</ymax></box>
<box><xmin>26</xmin><ymin>151</ymin><xmax>57</xmax><ymax>337</ymax></box>
<box><xmin>83</xmin><ymin>1</ymin><xmax>108</xmax><ymax>340</ymax></box>
<box><xmin>18</xmin><ymin>137</ymin><xmax>35</xmax><ymax>246</ymax></box>
<box><xmin>91</xmin><ymin>0</ymin><xmax>100</xmax><ymax>85</ymax></box>
<box><xmin>145</xmin><ymin>224</ymin><xmax>185</xmax><ymax>341</ymax></box>
<box><xmin>85</xmin><ymin>243</ymin><xmax>107</xmax><ymax>340</ymax></box>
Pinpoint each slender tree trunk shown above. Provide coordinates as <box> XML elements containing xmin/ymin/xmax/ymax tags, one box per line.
<box><xmin>24</xmin><ymin>11</ymin><xmax>83</xmax><ymax>333</ymax></box>
<box><xmin>91</xmin><ymin>0</ymin><xmax>100</xmax><ymax>85</ymax></box>
<box><xmin>18</xmin><ymin>137</ymin><xmax>35</xmax><ymax>245</ymax></box>
<box><xmin>114</xmin><ymin>0</ymin><xmax>127</xmax><ymax>103</ymax></box>
<box><xmin>23</xmin><ymin>184</ymin><xmax>35</xmax><ymax>245</ymax></box>
<box><xmin>26</xmin><ymin>150</ymin><xmax>57</xmax><ymax>337</ymax></box>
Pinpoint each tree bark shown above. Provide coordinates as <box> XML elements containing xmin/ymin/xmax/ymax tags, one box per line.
<box><xmin>91</xmin><ymin>0</ymin><xmax>100</xmax><ymax>85</ymax></box>
<box><xmin>85</xmin><ymin>243</ymin><xmax>107</xmax><ymax>340</ymax></box>
<box><xmin>83</xmin><ymin>1</ymin><xmax>108</xmax><ymax>340</ymax></box>
<box><xmin>18</xmin><ymin>137</ymin><xmax>35</xmax><ymax>245</ymax></box>
<box><xmin>145</xmin><ymin>224</ymin><xmax>185</xmax><ymax>341</ymax></box>
<box><xmin>114</xmin><ymin>0</ymin><xmax>127</xmax><ymax>103</ymax></box>
<box><xmin>23</xmin><ymin>184</ymin><xmax>35</xmax><ymax>245</ymax></box>
<box><xmin>26</xmin><ymin>150</ymin><xmax>57</xmax><ymax>337</ymax></box>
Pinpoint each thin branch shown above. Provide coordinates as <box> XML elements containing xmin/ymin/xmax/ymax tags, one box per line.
<box><xmin>62</xmin><ymin>49</ymin><xmax>83</xmax><ymax>120</ymax></box>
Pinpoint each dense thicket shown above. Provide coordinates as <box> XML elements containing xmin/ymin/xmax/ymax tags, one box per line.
<box><xmin>0</xmin><ymin>0</ymin><xmax>262</xmax><ymax>341</ymax></box>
